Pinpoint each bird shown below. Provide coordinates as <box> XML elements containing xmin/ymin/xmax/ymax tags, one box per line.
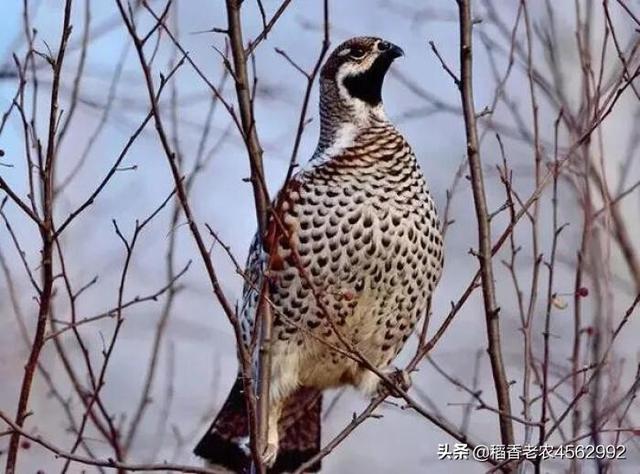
<box><xmin>194</xmin><ymin>36</ymin><xmax>444</xmax><ymax>473</ymax></box>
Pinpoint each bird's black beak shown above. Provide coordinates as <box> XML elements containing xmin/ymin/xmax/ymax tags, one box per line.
<box><xmin>387</xmin><ymin>43</ymin><xmax>404</xmax><ymax>60</ymax></box>
<box><xmin>378</xmin><ymin>41</ymin><xmax>404</xmax><ymax>60</ymax></box>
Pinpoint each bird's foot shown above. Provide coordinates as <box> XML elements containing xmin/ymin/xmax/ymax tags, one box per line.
<box><xmin>376</xmin><ymin>367</ymin><xmax>411</xmax><ymax>399</ymax></box>
<box><xmin>261</xmin><ymin>442</ymin><xmax>279</xmax><ymax>468</ymax></box>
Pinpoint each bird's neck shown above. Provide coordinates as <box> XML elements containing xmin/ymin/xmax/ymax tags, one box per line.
<box><xmin>316</xmin><ymin>80</ymin><xmax>388</xmax><ymax>157</ymax></box>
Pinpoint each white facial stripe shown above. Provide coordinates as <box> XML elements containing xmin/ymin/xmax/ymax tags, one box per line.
<box><xmin>335</xmin><ymin>64</ymin><xmax>354</xmax><ymax>101</ymax></box>
<box><xmin>337</xmin><ymin>48</ymin><xmax>351</xmax><ymax>57</ymax></box>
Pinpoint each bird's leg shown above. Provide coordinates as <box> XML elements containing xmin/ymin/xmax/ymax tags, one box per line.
<box><xmin>260</xmin><ymin>400</ymin><xmax>282</xmax><ymax>467</ymax></box>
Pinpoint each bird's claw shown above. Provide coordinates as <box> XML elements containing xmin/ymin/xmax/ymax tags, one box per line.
<box><xmin>261</xmin><ymin>443</ymin><xmax>278</xmax><ymax>468</ymax></box>
<box><xmin>376</xmin><ymin>368</ymin><xmax>411</xmax><ymax>398</ymax></box>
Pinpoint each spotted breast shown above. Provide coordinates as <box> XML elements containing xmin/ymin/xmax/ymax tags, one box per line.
<box><xmin>267</xmin><ymin>120</ymin><xmax>443</xmax><ymax>395</ymax></box>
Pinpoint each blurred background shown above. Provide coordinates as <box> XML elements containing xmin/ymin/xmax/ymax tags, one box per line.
<box><xmin>1</xmin><ymin>1</ymin><xmax>640</xmax><ymax>472</ymax></box>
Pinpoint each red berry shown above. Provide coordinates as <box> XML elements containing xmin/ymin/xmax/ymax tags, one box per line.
<box><xmin>576</xmin><ymin>287</ymin><xmax>589</xmax><ymax>297</ymax></box>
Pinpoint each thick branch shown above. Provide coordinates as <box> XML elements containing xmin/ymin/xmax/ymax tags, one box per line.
<box><xmin>225</xmin><ymin>1</ymin><xmax>274</xmax><ymax>470</ymax></box>
<box><xmin>456</xmin><ymin>0</ymin><xmax>515</xmax><ymax>449</ymax></box>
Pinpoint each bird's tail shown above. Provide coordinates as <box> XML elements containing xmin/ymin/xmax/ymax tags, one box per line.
<box><xmin>194</xmin><ymin>376</ymin><xmax>322</xmax><ymax>473</ymax></box>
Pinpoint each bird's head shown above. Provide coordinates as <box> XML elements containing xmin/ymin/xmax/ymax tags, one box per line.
<box><xmin>320</xmin><ymin>36</ymin><xmax>404</xmax><ymax>111</ymax></box>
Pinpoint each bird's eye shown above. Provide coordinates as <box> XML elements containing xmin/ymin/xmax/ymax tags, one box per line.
<box><xmin>349</xmin><ymin>47</ymin><xmax>366</xmax><ymax>59</ymax></box>
<box><xmin>377</xmin><ymin>41</ymin><xmax>391</xmax><ymax>51</ymax></box>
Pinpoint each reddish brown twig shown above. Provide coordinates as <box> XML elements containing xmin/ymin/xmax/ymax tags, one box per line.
<box><xmin>0</xmin><ymin>408</ymin><xmax>225</xmax><ymax>474</ymax></box>
<box><xmin>4</xmin><ymin>2</ymin><xmax>73</xmax><ymax>472</ymax></box>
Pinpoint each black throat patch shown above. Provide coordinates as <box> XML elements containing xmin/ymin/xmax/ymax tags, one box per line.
<box><xmin>342</xmin><ymin>54</ymin><xmax>395</xmax><ymax>106</ymax></box>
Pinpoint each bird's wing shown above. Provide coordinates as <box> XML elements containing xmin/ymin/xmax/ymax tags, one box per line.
<box><xmin>237</xmin><ymin>172</ymin><xmax>307</xmax><ymax>349</ymax></box>
<box><xmin>238</xmin><ymin>230</ymin><xmax>267</xmax><ymax>349</ymax></box>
